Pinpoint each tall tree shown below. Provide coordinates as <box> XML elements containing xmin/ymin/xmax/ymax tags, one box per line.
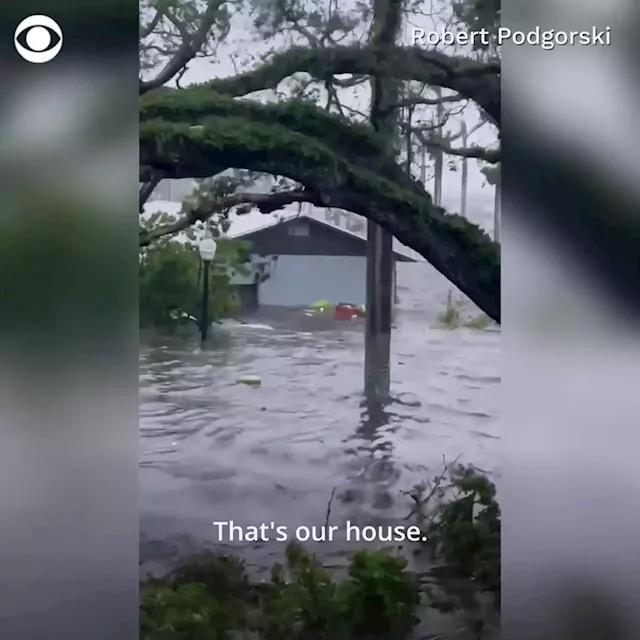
<box><xmin>139</xmin><ymin>0</ymin><xmax>502</xmax><ymax>323</ymax></box>
<box><xmin>364</xmin><ymin>0</ymin><xmax>404</xmax><ymax>396</ymax></box>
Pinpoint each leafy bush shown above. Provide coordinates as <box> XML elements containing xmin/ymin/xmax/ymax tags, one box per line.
<box><xmin>406</xmin><ymin>463</ymin><xmax>500</xmax><ymax>595</ymax></box>
<box><xmin>141</xmin><ymin>582</ymin><xmax>237</xmax><ymax>639</ymax></box>
<box><xmin>141</xmin><ymin>544</ymin><xmax>420</xmax><ymax>639</ymax></box>
<box><xmin>436</xmin><ymin>289</ymin><xmax>493</xmax><ymax>330</ymax></box>
<box><xmin>338</xmin><ymin>549</ymin><xmax>420</xmax><ymax>637</ymax></box>
<box><xmin>139</xmin><ymin>236</ymin><xmax>248</xmax><ymax>331</ymax></box>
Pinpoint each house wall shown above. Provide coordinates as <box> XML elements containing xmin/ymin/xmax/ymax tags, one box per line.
<box><xmin>232</xmin><ymin>217</ymin><xmax>407</xmax><ymax>310</ymax></box>
<box><xmin>257</xmin><ymin>255</ymin><xmax>369</xmax><ymax>307</ymax></box>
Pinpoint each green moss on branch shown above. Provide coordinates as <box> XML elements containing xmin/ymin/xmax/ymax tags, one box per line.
<box><xmin>141</xmin><ymin>90</ymin><xmax>425</xmax><ymax>195</ymax></box>
<box><xmin>140</xmin><ymin>119</ymin><xmax>499</xmax><ymax>321</ymax></box>
<box><xmin>142</xmin><ymin>90</ymin><xmax>385</xmax><ymax>159</ymax></box>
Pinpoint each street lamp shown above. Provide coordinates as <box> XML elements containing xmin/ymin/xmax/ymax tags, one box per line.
<box><xmin>198</xmin><ymin>230</ymin><xmax>217</xmax><ymax>342</ymax></box>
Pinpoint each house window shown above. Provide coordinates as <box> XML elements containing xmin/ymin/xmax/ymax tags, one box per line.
<box><xmin>287</xmin><ymin>222</ymin><xmax>309</xmax><ymax>236</ymax></box>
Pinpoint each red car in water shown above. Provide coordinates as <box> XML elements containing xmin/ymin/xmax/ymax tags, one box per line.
<box><xmin>334</xmin><ymin>303</ymin><xmax>365</xmax><ymax>320</ymax></box>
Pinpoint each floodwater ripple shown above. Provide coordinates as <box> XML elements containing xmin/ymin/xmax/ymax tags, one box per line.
<box><xmin>140</xmin><ymin>265</ymin><xmax>500</xmax><ymax>574</ymax></box>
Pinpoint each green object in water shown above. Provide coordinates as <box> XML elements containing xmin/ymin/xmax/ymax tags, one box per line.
<box><xmin>309</xmin><ymin>299</ymin><xmax>334</xmax><ymax>309</ymax></box>
<box><xmin>237</xmin><ymin>375</ymin><xmax>262</xmax><ymax>386</ymax></box>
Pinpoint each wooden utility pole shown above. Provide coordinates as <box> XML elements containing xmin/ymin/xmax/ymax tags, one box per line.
<box><xmin>364</xmin><ymin>0</ymin><xmax>403</xmax><ymax>399</ymax></box>
<box><xmin>420</xmin><ymin>144</ymin><xmax>427</xmax><ymax>185</ymax></box>
<box><xmin>460</xmin><ymin>121</ymin><xmax>468</xmax><ymax>217</ymax></box>
<box><xmin>433</xmin><ymin>87</ymin><xmax>444</xmax><ymax>207</ymax></box>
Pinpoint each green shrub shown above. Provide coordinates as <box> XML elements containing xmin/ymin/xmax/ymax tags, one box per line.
<box><xmin>139</xmin><ymin>236</ymin><xmax>248</xmax><ymax>331</ymax></box>
<box><xmin>141</xmin><ymin>543</ymin><xmax>420</xmax><ymax>639</ymax></box>
<box><xmin>406</xmin><ymin>463</ymin><xmax>500</xmax><ymax>595</ymax></box>
<box><xmin>436</xmin><ymin>288</ymin><xmax>493</xmax><ymax>330</ymax></box>
<box><xmin>141</xmin><ymin>582</ymin><xmax>236</xmax><ymax>639</ymax></box>
<box><xmin>436</xmin><ymin>289</ymin><xmax>465</xmax><ymax>328</ymax></box>
<box><xmin>337</xmin><ymin>549</ymin><xmax>420</xmax><ymax>637</ymax></box>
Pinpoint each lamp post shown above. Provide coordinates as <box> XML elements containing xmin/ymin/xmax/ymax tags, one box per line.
<box><xmin>198</xmin><ymin>230</ymin><xmax>217</xmax><ymax>342</ymax></box>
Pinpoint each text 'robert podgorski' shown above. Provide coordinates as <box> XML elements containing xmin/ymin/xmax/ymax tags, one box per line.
<box><xmin>411</xmin><ymin>26</ymin><xmax>611</xmax><ymax>50</ymax></box>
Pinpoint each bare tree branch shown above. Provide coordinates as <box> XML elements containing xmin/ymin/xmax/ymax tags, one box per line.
<box><xmin>141</xmin><ymin>9</ymin><xmax>163</xmax><ymax>39</ymax></box>
<box><xmin>139</xmin><ymin>171</ymin><xmax>163</xmax><ymax>211</ymax></box>
<box><xmin>140</xmin><ymin>0</ymin><xmax>227</xmax><ymax>94</ymax></box>
<box><xmin>445</xmin><ymin>120</ymin><xmax>486</xmax><ymax>144</ymax></box>
<box><xmin>139</xmin><ymin>189</ymin><xmax>317</xmax><ymax>246</ymax></box>
<box><xmin>193</xmin><ymin>45</ymin><xmax>500</xmax><ymax>123</ymax></box>
<box><xmin>400</xmin><ymin>115</ymin><xmax>498</xmax><ymax>162</ymax></box>
<box><xmin>390</xmin><ymin>94</ymin><xmax>466</xmax><ymax>110</ymax></box>
<box><xmin>412</xmin><ymin>127</ymin><xmax>500</xmax><ymax>162</ymax></box>
<box><xmin>409</xmin><ymin>109</ymin><xmax>457</xmax><ymax>134</ymax></box>
<box><xmin>428</xmin><ymin>140</ymin><xmax>500</xmax><ymax>162</ymax></box>
<box><xmin>332</xmin><ymin>75</ymin><xmax>368</xmax><ymax>88</ymax></box>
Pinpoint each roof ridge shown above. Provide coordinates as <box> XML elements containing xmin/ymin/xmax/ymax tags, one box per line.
<box><xmin>227</xmin><ymin>211</ymin><xmax>418</xmax><ymax>261</ymax></box>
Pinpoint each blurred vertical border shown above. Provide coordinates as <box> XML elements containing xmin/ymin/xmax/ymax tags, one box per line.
<box><xmin>0</xmin><ymin>1</ymin><xmax>138</xmax><ymax>639</ymax></box>
<box><xmin>502</xmin><ymin>1</ymin><xmax>640</xmax><ymax>639</ymax></box>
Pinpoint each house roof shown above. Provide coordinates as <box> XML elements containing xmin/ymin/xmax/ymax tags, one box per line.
<box><xmin>229</xmin><ymin>210</ymin><xmax>417</xmax><ymax>262</ymax></box>
<box><xmin>226</xmin><ymin>204</ymin><xmax>420</xmax><ymax>261</ymax></box>
<box><xmin>142</xmin><ymin>200</ymin><xmax>422</xmax><ymax>261</ymax></box>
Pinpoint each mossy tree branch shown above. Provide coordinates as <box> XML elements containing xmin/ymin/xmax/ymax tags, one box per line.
<box><xmin>141</xmin><ymin>90</ymin><xmax>425</xmax><ymax>196</ymax></box>
<box><xmin>140</xmin><ymin>119</ymin><xmax>500</xmax><ymax>322</ymax></box>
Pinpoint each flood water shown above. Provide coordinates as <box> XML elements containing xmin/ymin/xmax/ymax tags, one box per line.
<box><xmin>139</xmin><ymin>263</ymin><xmax>500</xmax><ymax>581</ymax></box>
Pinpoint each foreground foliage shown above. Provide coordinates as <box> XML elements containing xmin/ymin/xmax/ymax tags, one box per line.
<box><xmin>436</xmin><ymin>289</ymin><xmax>494</xmax><ymax>330</ymax></box>
<box><xmin>139</xmin><ymin>235</ymin><xmax>249</xmax><ymax>331</ymax></box>
<box><xmin>142</xmin><ymin>545</ymin><xmax>420</xmax><ymax>639</ymax></box>
<box><xmin>407</xmin><ymin>463</ymin><xmax>500</xmax><ymax>595</ymax></box>
<box><xmin>141</xmin><ymin>467</ymin><xmax>499</xmax><ymax>639</ymax></box>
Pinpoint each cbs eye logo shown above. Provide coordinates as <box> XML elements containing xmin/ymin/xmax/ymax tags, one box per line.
<box><xmin>14</xmin><ymin>15</ymin><xmax>63</xmax><ymax>63</ymax></box>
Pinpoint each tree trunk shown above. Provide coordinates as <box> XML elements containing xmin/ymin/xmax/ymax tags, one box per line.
<box><xmin>494</xmin><ymin>181</ymin><xmax>500</xmax><ymax>242</ymax></box>
<box><xmin>364</xmin><ymin>0</ymin><xmax>404</xmax><ymax>398</ymax></box>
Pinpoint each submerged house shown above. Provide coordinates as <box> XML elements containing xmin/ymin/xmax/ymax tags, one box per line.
<box><xmin>227</xmin><ymin>209</ymin><xmax>416</xmax><ymax>311</ymax></box>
